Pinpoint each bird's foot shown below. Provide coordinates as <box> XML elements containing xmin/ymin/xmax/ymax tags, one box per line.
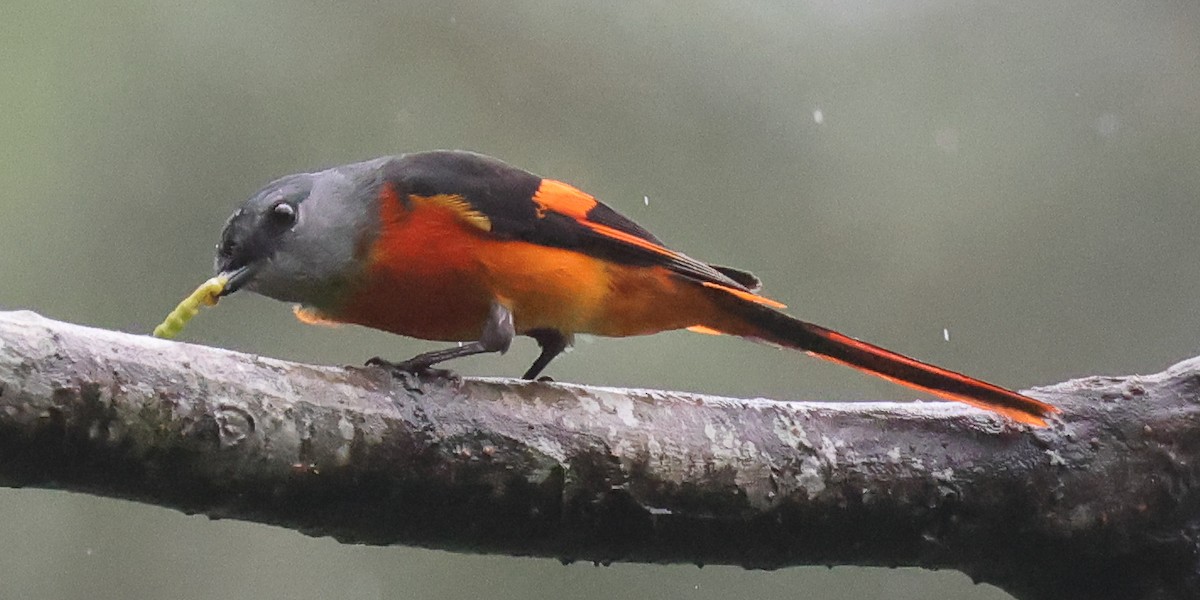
<box><xmin>366</xmin><ymin>356</ymin><xmax>461</xmax><ymax>385</ymax></box>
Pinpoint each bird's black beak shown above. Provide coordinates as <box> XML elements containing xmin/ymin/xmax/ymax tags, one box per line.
<box><xmin>218</xmin><ymin>263</ymin><xmax>260</xmax><ymax>297</ymax></box>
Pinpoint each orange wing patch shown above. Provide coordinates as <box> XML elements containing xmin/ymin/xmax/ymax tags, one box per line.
<box><xmin>534</xmin><ymin>180</ymin><xmax>697</xmax><ymax>262</ymax></box>
<box><xmin>687</xmin><ymin>325</ymin><xmax>724</xmax><ymax>336</ymax></box>
<box><xmin>702</xmin><ymin>282</ymin><xmax>787</xmax><ymax>309</ymax></box>
<box><xmin>410</xmin><ymin>193</ymin><xmax>492</xmax><ymax>232</ymax></box>
<box><xmin>532</xmin><ymin>179</ymin><xmax>598</xmax><ymax>220</ymax></box>
<box><xmin>586</xmin><ymin>221</ymin><xmax>681</xmax><ymax>260</ymax></box>
<box><xmin>533</xmin><ymin>178</ymin><xmax>786</xmax><ymax>310</ymax></box>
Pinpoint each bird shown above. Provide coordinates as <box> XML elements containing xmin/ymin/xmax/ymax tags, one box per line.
<box><xmin>211</xmin><ymin>149</ymin><xmax>1059</xmax><ymax>426</ymax></box>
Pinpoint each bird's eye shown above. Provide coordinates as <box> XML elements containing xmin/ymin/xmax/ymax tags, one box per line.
<box><xmin>269</xmin><ymin>201</ymin><xmax>297</xmax><ymax>227</ymax></box>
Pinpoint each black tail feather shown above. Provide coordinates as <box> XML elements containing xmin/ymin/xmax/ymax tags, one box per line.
<box><xmin>715</xmin><ymin>297</ymin><xmax>1058</xmax><ymax>426</ymax></box>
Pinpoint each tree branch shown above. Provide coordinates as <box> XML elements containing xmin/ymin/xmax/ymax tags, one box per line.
<box><xmin>0</xmin><ymin>310</ymin><xmax>1197</xmax><ymax>599</ymax></box>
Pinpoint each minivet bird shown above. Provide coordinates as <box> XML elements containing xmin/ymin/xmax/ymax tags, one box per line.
<box><xmin>208</xmin><ymin>150</ymin><xmax>1058</xmax><ymax>426</ymax></box>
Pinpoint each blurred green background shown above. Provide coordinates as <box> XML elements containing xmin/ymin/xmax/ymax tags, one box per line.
<box><xmin>2</xmin><ymin>1</ymin><xmax>1198</xmax><ymax>598</ymax></box>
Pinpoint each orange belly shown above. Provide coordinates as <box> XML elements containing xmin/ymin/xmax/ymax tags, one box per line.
<box><xmin>332</xmin><ymin>199</ymin><xmax>714</xmax><ymax>342</ymax></box>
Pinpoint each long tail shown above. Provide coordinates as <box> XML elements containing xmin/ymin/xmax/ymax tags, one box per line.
<box><xmin>704</xmin><ymin>292</ymin><xmax>1060</xmax><ymax>427</ymax></box>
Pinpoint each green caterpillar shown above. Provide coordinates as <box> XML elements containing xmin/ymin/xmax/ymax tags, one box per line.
<box><xmin>152</xmin><ymin>275</ymin><xmax>228</xmax><ymax>338</ymax></box>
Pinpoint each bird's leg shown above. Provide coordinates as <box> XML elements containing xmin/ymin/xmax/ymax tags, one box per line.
<box><xmin>523</xmin><ymin>328</ymin><xmax>570</xmax><ymax>380</ymax></box>
<box><xmin>368</xmin><ymin>301</ymin><xmax>514</xmax><ymax>379</ymax></box>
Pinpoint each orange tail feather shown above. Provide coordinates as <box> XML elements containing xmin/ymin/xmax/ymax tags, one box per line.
<box><xmin>707</xmin><ymin>294</ymin><xmax>1059</xmax><ymax>427</ymax></box>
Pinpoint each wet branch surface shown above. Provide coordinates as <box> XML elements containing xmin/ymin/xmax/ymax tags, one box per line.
<box><xmin>0</xmin><ymin>310</ymin><xmax>1197</xmax><ymax>600</ymax></box>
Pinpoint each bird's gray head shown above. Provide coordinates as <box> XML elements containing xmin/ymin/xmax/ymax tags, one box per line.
<box><xmin>214</xmin><ymin>159</ymin><xmax>387</xmax><ymax>309</ymax></box>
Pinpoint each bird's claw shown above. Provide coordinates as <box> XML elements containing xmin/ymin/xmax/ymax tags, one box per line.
<box><xmin>366</xmin><ymin>357</ymin><xmax>461</xmax><ymax>386</ymax></box>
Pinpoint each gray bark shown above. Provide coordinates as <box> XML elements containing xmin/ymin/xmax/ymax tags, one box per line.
<box><xmin>0</xmin><ymin>309</ymin><xmax>1196</xmax><ymax>600</ymax></box>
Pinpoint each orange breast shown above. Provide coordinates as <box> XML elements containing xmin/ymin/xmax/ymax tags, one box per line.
<box><xmin>336</xmin><ymin>200</ymin><xmax>495</xmax><ymax>341</ymax></box>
